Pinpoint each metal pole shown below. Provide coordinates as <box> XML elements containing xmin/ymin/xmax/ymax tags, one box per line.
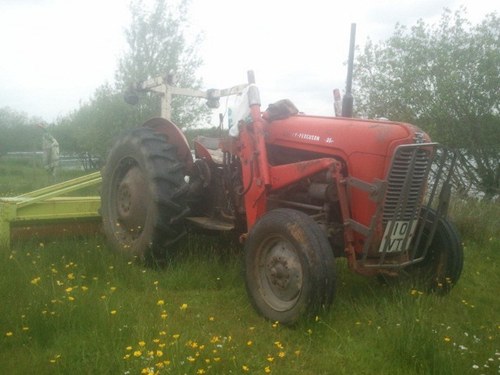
<box><xmin>342</xmin><ymin>23</ymin><xmax>356</xmax><ymax>118</ymax></box>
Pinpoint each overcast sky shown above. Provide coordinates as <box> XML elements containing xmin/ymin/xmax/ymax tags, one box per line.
<box><xmin>0</xmin><ymin>0</ymin><xmax>496</xmax><ymax>123</ymax></box>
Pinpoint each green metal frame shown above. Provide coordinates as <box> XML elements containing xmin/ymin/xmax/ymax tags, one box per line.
<box><xmin>0</xmin><ymin>172</ymin><xmax>102</xmax><ymax>248</ymax></box>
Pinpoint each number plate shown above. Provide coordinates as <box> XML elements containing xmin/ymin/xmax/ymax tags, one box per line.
<box><xmin>379</xmin><ymin>220</ymin><xmax>418</xmax><ymax>253</ymax></box>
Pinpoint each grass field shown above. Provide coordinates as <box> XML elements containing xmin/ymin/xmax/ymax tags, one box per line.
<box><xmin>1</xmin><ymin>160</ymin><xmax>499</xmax><ymax>374</ymax></box>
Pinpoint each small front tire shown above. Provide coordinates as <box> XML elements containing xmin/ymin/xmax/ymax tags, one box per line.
<box><xmin>244</xmin><ymin>209</ymin><xmax>336</xmax><ymax>325</ymax></box>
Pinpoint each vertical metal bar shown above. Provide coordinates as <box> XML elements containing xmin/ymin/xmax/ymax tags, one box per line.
<box><xmin>342</xmin><ymin>23</ymin><xmax>356</xmax><ymax>118</ymax></box>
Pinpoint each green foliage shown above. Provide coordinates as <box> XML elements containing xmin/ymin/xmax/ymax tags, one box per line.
<box><xmin>52</xmin><ymin>0</ymin><xmax>209</xmax><ymax>160</ymax></box>
<box><xmin>115</xmin><ymin>0</ymin><xmax>209</xmax><ymax>127</ymax></box>
<box><xmin>0</xmin><ymin>107</ymin><xmax>44</xmax><ymax>153</ymax></box>
<box><xmin>53</xmin><ymin>84</ymin><xmax>143</xmax><ymax>159</ymax></box>
<box><xmin>354</xmin><ymin>9</ymin><xmax>500</xmax><ymax>198</ymax></box>
<box><xmin>0</xmin><ymin>218</ymin><xmax>498</xmax><ymax>374</ymax></box>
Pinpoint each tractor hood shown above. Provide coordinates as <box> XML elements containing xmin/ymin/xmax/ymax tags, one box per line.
<box><xmin>265</xmin><ymin>114</ymin><xmax>428</xmax><ymax>159</ymax></box>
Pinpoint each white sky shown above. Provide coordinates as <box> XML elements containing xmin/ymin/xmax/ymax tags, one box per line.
<box><xmin>0</xmin><ymin>0</ymin><xmax>497</xmax><ymax>123</ymax></box>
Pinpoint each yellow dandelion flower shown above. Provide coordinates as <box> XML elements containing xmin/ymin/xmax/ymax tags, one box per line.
<box><xmin>274</xmin><ymin>341</ymin><xmax>283</xmax><ymax>349</ymax></box>
<box><xmin>67</xmin><ymin>273</ymin><xmax>75</xmax><ymax>280</ymax></box>
<box><xmin>156</xmin><ymin>362</ymin><xmax>164</xmax><ymax>369</ymax></box>
<box><xmin>247</xmin><ymin>340</ymin><xmax>253</xmax><ymax>346</ymax></box>
<box><xmin>278</xmin><ymin>351</ymin><xmax>286</xmax><ymax>358</ymax></box>
<box><xmin>110</xmin><ymin>286</ymin><xmax>117</xmax><ymax>292</ymax></box>
<box><xmin>242</xmin><ymin>365</ymin><xmax>250</xmax><ymax>372</ymax></box>
<box><xmin>264</xmin><ymin>366</ymin><xmax>272</xmax><ymax>374</ymax></box>
<box><xmin>161</xmin><ymin>313</ymin><xmax>168</xmax><ymax>319</ymax></box>
<box><xmin>110</xmin><ymin>310</ymin><xmax>117</xmax><ymax>315</ymax></box>
<box><xmin>213</xmin><ymin>357</ymin><xmax>221</xmax><ymax>362</ymax></box>
<box><xmin>159</xmin><ymin>331</ymin><xmax>167</xmax><ymax>336</ymax></box>
<box><xmin>22</xmin><ymin>327</ymin><xmax>29</xmax><ymax>331</ymax></box>
<box><xmin>81</xmin><ymin>286</ymin><xmax>89</xmax><ymax>292</ymax></box>
<box><xmin>153</xmin><ymin>339</ymin><xmax>160</xmax><ymax>344</ymax></box>
<box><xmin>444</xmin><ymin>336</ymin><xmax>451</xmax><ymax>342</ymax></box>
<box><xmin>138</xmin><ymin>341</ymin><xmax>146</xmax><ymax>347</ymax></box>
<box><xmin>208</xmin><ymin>316</ymin><xmax>215</xmax><ymax>321</ymax></box>
<box><xmin>294</xmin><ymin>350</ymin><xmax>301</xmax><ymax>356</ymax></box>
<box><xmin>31</xmin><ymin>277</ymin><xmax>41</xmax><ymax>285</ymax></box>
<box><xmin>180</xmin><ymin>303</ymin><xmax>188</xmax><ymax>310</ymax></box>
<box><xmin>157</xmin><ymin>299</ymin><xmax>165</xmax><ymax>306</ymax></box>
<box><xmin>126</xmin><ymin>346</ymin><xmax>132</xmax><ymax>351</ymax></box>
<box><xmin>197</xmin><ymin>369</ymin><xmax>206</xmax><ymax>374</ymax></box>
<box><xmin>65</xmin><ymin>287</ymin><xmax>73</xmax><ymax>293</ymax></box>
<box><xmin>134</xmin><ymin>350</ymin><xmax>142</xmax><ymax>357</ymax></box>
<box><xmin>123</xmin><ymin>354</ymin><xmax>130</xmax><ymax>360</ymax></box>
<box><xmin>187</xmin><ymin>356</ymin><xmax>196</xmax><ymax>362</ymax></box>
<box><xmin>6</xmin><ymin>332</ymin><xmax>13</xmax><ymax>337</ymax></box>
<box><xmin>172</xmin><ymin>334</ymin><xmax>180</xmax><ymax>340</ymax></box>
<box><xmin>156</xmin><ymin>350</ymin><xmax>163</xmax><ymax>357</ymax></box>
<box><xmin>68</xmin><ymin>296</ymin><xmax>75</xmax><ymax>302</ymax></box>
<box><xmin>267</xmin><ymin>356</ymin><xmax>274</xmax><ymax>363</ymax></box>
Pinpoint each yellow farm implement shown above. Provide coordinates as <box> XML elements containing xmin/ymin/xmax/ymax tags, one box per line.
<box><xmin>0</xmin><ymin>172</ymin><xmax>101</xmax><ymax>248</ymax></box>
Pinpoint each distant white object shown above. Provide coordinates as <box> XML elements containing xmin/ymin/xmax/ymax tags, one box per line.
<box><xmin>228</xmin><ymin>85</ymin><xmax>254</xmax><ymax>137</ymax></box>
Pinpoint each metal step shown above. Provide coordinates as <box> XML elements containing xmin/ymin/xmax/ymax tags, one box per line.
<box><xmin>185</xmin><ymin>216</ymin><xmax>234</xmax><ymax>231</ymax></box>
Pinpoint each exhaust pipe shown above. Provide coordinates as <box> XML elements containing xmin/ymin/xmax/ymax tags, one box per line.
<box><xmin>342</xmin><ymin>23</ymin><xmax>356</xmax><ymax>118</ymax></box>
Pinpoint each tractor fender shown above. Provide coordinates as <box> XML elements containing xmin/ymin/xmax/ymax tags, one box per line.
<box><xmin>142</xmin><ymin>117</ymin><xmax>193</xmax><ymax>171</ymax></box>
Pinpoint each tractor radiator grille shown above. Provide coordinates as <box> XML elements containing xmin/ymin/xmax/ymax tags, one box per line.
<box><xmin>383</xmin><ymin>147</ymin><xmax>430</xmax><ymax>223</ymax></box>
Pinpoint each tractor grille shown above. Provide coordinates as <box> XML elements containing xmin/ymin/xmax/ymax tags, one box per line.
<box><xmin>383</xmin><ymin>147</ymin><xmax>431</xmax><ymax>223</ymax></box>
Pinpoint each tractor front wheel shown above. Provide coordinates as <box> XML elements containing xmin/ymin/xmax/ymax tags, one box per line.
<box><xmin>244</xmin><ymin>209</ymin><xmax>336</xmax><ymax>325</ymax></box>
<box><xmin>405</xmin><ymin>212</ymin><xmax>464</xmax><ymax>294</ymax></box>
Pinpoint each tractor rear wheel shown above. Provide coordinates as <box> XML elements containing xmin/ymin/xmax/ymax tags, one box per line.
<box><xmin>101</xmin><ymin>127</ymin><xmax>189</xmax><ymax>263</ymax></box>
<box><xmin>405</xmin><ymin>212</ymin><xmax>463</xmax><ymax>294</ymax></box>
<box><xmin>244</xmin><ymin>209</ymin><xmax>336</xmax><ymax>325</ymax></box>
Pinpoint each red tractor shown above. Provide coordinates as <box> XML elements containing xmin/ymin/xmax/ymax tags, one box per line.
<box><xmin>101</xmin><ymin>34</ymin><xmax>463</xmax><ymax>324</ymax></box>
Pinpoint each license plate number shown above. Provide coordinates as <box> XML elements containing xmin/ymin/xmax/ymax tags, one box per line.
<box><xmin>379</xmin><ymin>220</ymin><xmax>417</xmax><ymax>253</ymax></box>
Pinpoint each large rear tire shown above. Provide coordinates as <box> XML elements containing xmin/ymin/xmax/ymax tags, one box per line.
<box><xmin>101</xmin><ymin>127</ymin><xmax>189</xmax><ymax>263</ymax></box>
<box><xmin>244</xmin><ymin>209</ymin><xmax>336</xmax><ymax>325</ymax></box>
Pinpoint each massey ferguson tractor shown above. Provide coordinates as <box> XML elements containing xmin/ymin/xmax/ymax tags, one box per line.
<box><xmin>100</xmin><ymin>28</ymin><xmax>463</xmax><ymax>324</ymax></box>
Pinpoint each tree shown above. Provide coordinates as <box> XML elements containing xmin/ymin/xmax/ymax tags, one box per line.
<box><xmin>0</xmin><ymin>107</ymin><xmax>43</xmax><ymax>154</ymax></box>
<box><xmin>53</xmin><ymin>84</ymin><xmax>136</xmax><ymax>161</ymax></box>
<box><xmin>354</xmin><ymin>9</ymin><xmax>500</xmax><ymax>199</ymax></box>
<box><xmin>54</xmin><ymin>0</ymin><xmax>208</xmax><ymax>160</ymax></box>
<box><xmin>116</xmin><ymin>0</ymin><xmax>209</xmax><ymax>127</ymax></box>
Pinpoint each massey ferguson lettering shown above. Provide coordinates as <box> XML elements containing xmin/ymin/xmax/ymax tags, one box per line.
<box><xmin>292</xmin><ymin>132</ymin><xmax>320</xmax><ymax>141</ymax></box>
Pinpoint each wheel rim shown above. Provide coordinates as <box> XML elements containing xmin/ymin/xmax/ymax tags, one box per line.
<box><xmin>257</xmin><ymin>236</ymin><xmax>303</xmax><ymax>312</ymax></box>
<box><xmin>110</xmin><ymin>159</ymin><xmax>150</xmax><ymax>244</ymax></box>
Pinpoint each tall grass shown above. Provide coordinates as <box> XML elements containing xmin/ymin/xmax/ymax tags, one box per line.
<box><xmin>1</xmin><ymin>161</ymin><xmax>499</xmax><ymax>374</ymax></box>
<box><xmin>1</xmin><ymin>226</ymin><xmax>498</xmax><ymax>374</ymax></box>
